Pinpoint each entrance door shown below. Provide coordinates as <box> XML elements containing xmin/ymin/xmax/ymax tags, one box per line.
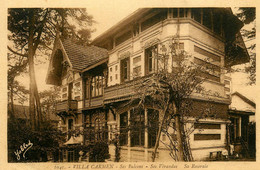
<box><xmin>230</xmin><ymin>117</ymin><xmax>240</xmax><ymax>143</ymax></box>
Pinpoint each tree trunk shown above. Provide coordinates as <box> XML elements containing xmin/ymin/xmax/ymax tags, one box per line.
<box><xmin>34</xmin><ymin>80</ymin><xmax>42</xmax><ymax>128</ymax></box>
<box><xmin>28</xmin><ymin>10</ymin><xmax>41</xmax><ymax>130</ymax></box>
<box><xmin>10</xmin><ymin>83</ymin><xmax>15</xmax><ymax>119</ymax></box>
<box><xmin>152</xmin><ymin>101</ymin><xmax>169</xmax><ymax>162</ymax></box>
<box><xmin>28</xmin><ymin>38</ymin><xmax>36</xmax><ymax>130</ymax></box>
<box><xmin>175</xmin><ymin>113</ymin><xmax>185</xmax><ymax>161</ymax></box>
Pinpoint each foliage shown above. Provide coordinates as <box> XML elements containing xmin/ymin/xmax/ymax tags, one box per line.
<box><xmin>8</xmin><ymin>52</ymin><xmax>29</xmax><ymax>105</ymax></box>
<box><xmin>131</xmin><ymin>37</ymin><xmax>217</xmax><ymax>161</ymax></box>
<box><xmin>8</xmin><ymin>116</ymin><xmax>65</xmax><ymax>162</ymax></box>
<box><xmin>8</xmin><ymin>8</ymin><xmax>94</xmax><ymax>51</ymax></box>
<box><xmin>39</xmin><ymin>87</ymin><xmax>61</xmax><ymax>120</ymax></box>
<box><xmin>89</xmin><ymin>141</ymin><xmax>110</xmax><ymax>162</ymax></box>
<box><xmin>236</xmin><ymin>8</ymin><xmax>256</xmax><ymax>85</ymax></box>
<box><xmin>8</xmin><ymin>80</ymin><xmax>29</xmax><ymax>105</ymax></box>
<box><xmin>236</xmin><ymin>8</ymin><xmax>255</xmax><ymax>24</ymax></box>
<box><xmin>8</xmin><ymin>8</ymin><xmax>94</xmax><ymax>130</ymax></box>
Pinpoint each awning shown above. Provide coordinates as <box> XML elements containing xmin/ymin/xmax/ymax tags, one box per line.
<box><xmin>64</xmin><ymin>136</ymin><xmax>83</xmax><ymax>145</ymax></box>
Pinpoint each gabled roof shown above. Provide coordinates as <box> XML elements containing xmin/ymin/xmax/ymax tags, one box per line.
<box><xmin>46</xmin><ymin>37</ymin><xmax>108</xmax><ymax>85</ymax></box>
<box><xmin>61</xmin><ymin>39</ymin><xmax>108</xmax><ymax>71</ymax></box>
<box><xmin>232</xmin><ymin>91</ymin><xmax>255</xmax><ymax>108</ymax></box>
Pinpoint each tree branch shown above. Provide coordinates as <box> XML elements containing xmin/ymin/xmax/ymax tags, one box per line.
<box><xmin>7</xmin><ymin>46</ymin><xmax>27</xmax><ymax>57</ymax></box>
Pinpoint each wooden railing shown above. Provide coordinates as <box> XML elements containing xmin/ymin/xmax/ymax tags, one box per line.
<box><xmin>55</xmin><ymin>100</ymin><xmax>78</xmax><ymax>112</ymax></box>
<box><xmin>104</xmin><ymin>75</ymin><xmax>149</xmax><ymax>103</ymax></box>
<box><xmin>84</xmin><ymin>96</ymin><xmax>104</xmax><ymax>108</ymax></box>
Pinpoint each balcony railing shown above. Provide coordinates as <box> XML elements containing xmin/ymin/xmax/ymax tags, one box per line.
<box><xmin>55</xmin><ymin>100</ymin><xmax>78</xmax><ymax>113</ymax></box>
<box><xmin>84</xmin><ymin>96</ymin><xmax>104</xmax><ymax>108</ymax></box>
<box><xmin>104</xmin><ymin>75</ymin><xmax>149</xmax><ymax>104</ymax></box>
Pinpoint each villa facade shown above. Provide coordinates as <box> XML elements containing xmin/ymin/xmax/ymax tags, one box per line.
<box><xmin>46</xmin><ymin>8</ymin><xmax>249</xmax><ymax>162</ymax></box>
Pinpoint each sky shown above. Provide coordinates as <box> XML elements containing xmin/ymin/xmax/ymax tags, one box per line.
<box><xmin>14</xmin><ymin>5</ymin><xmax>256</xmax><ymax>103</ymax></box>
<box><xmin>16</xmin><ymin>5</ymin><xmax>140</xmax><ymax>94</ymax></box>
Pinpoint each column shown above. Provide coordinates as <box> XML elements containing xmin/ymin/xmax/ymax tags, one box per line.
<box><xmin>127</xmin><ymin>110</ymin><xmax>131</xmax><ymax>161</ymax></box>
<box><xmin>128</xmin><ymin>110</ymin><xmax>131</xmax><ymax>147</ymax></box>
<box><xmin>144</xmin><ymin>108</ymin><xmax>149</xmax><ymax>162</ymax></box>
<box><xmin>116</xmin><ymin>113</ymin><xmax>120</xmax><ymax>135</ymax></box>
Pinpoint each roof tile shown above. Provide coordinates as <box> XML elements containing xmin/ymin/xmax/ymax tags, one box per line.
<box><xmin>62</xmin><ymin>39</ymin><xmax>108</xmax><ymax>71</ymax></box>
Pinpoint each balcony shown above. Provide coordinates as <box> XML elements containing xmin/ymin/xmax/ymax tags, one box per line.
<box><xmin>55</xmin><ymin>100</ymin><xmax>78</xmax><ymax>113</ymax></box>
<box><xmin>104</xmin><ymin>76</ymin><xmax>149</xmax><ymax>104</ymax></box>
<box><xmin>85</xmin><ymin>96</ymin><xmax>104</xmax><ymax>108</ymax></box>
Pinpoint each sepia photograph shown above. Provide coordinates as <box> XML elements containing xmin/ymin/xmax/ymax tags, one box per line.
<box><xmin>2</xmin><ymin>0</ymin><xmax>257</xmax><ymax>169</ymax></box>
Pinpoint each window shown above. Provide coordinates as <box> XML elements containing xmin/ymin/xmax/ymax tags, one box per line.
<box><xmin>172</xmin><ymin>8</ymin><xmax>188</xmax><ymax>18</ymax></box>
<box><xmin>120</xmin><ymin>57</ymin><xmax>130</xmax><ymax>82</ymax></box>
<box><xmin>194</xmin><ymin>45</ymin><xmax>220</xmax><ymax>62</ymax></box>
<box><xmin>191</xmin><ymin>8</ymin><xmax>202</xmax><ymax>23</ymax></box>
<box><xmin>90</xmin><ymin>76</ymin><xmax>104</xmax><ymax>97</ymax></box>
<box><xmin>62</xmin><ymin>87</ymin><xmax>67</xmax><ymax>92</ymax></box>
<box><xmin>68</xmin><ymin>150</ymin><xmax>74</xmax><ymax>162</ymax></box>
<box><xmin>63</xmin><ymin>150</ymin><xmax>66</xmax><ymax>162</ymax></box>
<box><xmin>62</xmin><ymin>93</ymin><xmax>67</xmax><ymax>99</ymax></box>
<box><xmin>173</xmin><ymin>8</ymin><xmax>178</xmax><ymax>18</ymax></box>
<box><xmin>194</xmin><ymin>57</ymin><xmax>221</xmax><ymax>72</ymax></box>
<box><xmin>213</xmin><ymin>10</ymin><xmax>222</xmax><ymax>35</ymax></box>
<box><xmin>194</xmin><ymin>134</ymin><xmax>221</xmax><ymax>140</ymax></box>
<box><xmin>145</xmin><ymin>45</ymin><xmax>158</xmax><ymax>75</ymax></box>
<box><xmin>197</xmin><ymin>71</ymin><xmax>220</xmax><ymax>82</ymax></box>
<box><xmin>224</xmin><ymin>80</ymin><xmax>230</xmax><ymax>85</ymax></box>
<box><xmin>130</xmin><ymin>108</ymin><xmax>145</xmax><ymax>147</ymax></box>
<box><xmin>202</xmin><ymin>9</ymin><xmax>212</xmax><ymax>29</ymax></box>
<box><xmin>95</xmin><ymin>118</ymin><xmax>102</xmax><ymax>141</ymax></box>
<box><xmin>179</xmin><ymin>8</ymin><xmax>185</xmax><ymax>18</ymax></box>
<box><xmin>230</xmin><ymin>117</ymin><xmax>240</xmax><ymax>143</ymax></box>
<box><xmin>85</xmin><ymin>79</ymin><xmax>90</xmax><ymax>99</ymax></box>
<box><xmin>194</xmin><ymin>123</ymin><xmax>221</xmax><ymax>129</ymax></box>
<box><xmin>68</xmin><ymin>83</ymin><xmax>73</xmax><ymax>100</ymax></box>
<box><xmin>148</xmin><ymin>109</ymin><xmax>159</xmax><ymax>148</ymax></box>
<box><xmin>120</xmin><ymin>112</ymin><xmax>128</xmax><ymax>146</ymax></box>
<box><xmin>68</xmin><ymin>119</ymin><xmax>73</xmax><ymax>130</ymax></box>
<box><xmin>115</xmin><ymin>65</ymin><xmax>118</xmax><ymax>71</ymax></box>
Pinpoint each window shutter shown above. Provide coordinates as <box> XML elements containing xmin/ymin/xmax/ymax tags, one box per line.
<box><xmin>127</xmin><ymin>58</ymin><xmax>130</xmax><ymax>80</ymax></box>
